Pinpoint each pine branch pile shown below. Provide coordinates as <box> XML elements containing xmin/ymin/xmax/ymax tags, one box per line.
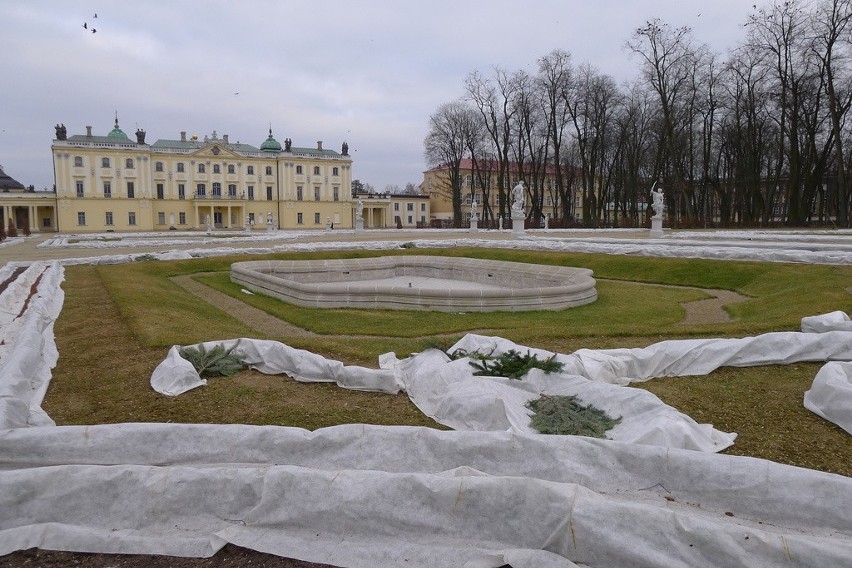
<box><xmin>526</xmin><ymin>395</ymin><xmax>621</xmax><ymax>437</ymax></box>
<box><xmin>468</xmin><ymin>349</ymin><xmax>564</xmax><ymax>379</ymax></box>
<box><xmin>179</xmin><ymin>340</ymin><xmax>246</xmax><ymax>377</ymax></box>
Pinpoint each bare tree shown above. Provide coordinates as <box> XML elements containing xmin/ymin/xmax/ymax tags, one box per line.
<box><xmin>810</xmin><ymin>0</ymin><xmax>852</xmax><ymax>225</ymax></box>
<box><xmin>466</xmin><ymin>68</ymin><xmax>522</xmax><ymax>219</ymax></box>
<box><xmin>424</xmin><ymin>100</ymin><xmax>481</xmax><ymax>226</ymax></box>
<box><xmin>628</xmin><ymin>19</ymin><xmax>704</xmax><ymax>223</ymax></box>
<box><xmin>537</xmin><ymin>49</ymin><xmax>575</xmax><ymax>223</ymax></box>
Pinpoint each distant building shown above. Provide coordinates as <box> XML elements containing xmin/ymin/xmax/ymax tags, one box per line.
<box><xmin>352</xmin><ymin>191</ymin><xmax>430</xmax><ymax>228</ymax></box>
<box><xmin>0</xmin><ymin>166</ymin><xmax>57</xmax><ymax>233</ymax></box>
<box><xmin>39</xmin><ymin>118</ymin><xmax>353</xmax><ymax>232</ymax></box>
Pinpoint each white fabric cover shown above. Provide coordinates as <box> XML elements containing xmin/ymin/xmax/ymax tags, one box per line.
<box><xmin>804</xmin><ymin>361</ymin><xmax>852</xmax><ymax>435</ymax></box>
<box><xmin>1</xmin><ymin>423</ymin><xmax>852</xmax><ymax>568</ymax></box>
<box><xmin>153</xmin><ymin>338</ymin><xmax>735</xmax><ymax>452</ymax></box>
<box><xmin>802</xmin><ymin>310</ymin><xmax>852</xmax><ymax>333</ymax></box>
<box><xmin>0</xmin><ymin>262</ymin><xmax>64</xmax><ymax>429</ymax></box>
<box><xmin>151</xmin><ymin>339</ymin><xmax>402</xmax><ymax>396</ymax></box>
<box><xmin>451</xmin><ymin>332</ymin><xmax>852</xmax><ymax>385</ymax></box>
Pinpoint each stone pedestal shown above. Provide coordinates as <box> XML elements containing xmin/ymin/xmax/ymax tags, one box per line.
<box><xmin>649</xmin><ymin>215</ymin><xmax>663</xmax><ymax>238</ymax></box>
<box><xmin>469</xmin><ymin>217</ymin><xmax>478</xmax><ymax>233</ymax></box>
<box><xmin>354</xmin><ymin>218</ymin><xmax>364</xmax><ymax>234</ymax></box>
<box><xmin>511</xmin><ymin>213</ymin><xmax>525</xmax><ymax>238</ymax></box>
<box><xmin>266</xmin><ymin>221</ymin><xmax>274</xmax><ymax>232</ymax></box>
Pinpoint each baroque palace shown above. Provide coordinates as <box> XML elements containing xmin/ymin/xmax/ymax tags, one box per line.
<box><xmin>1</xmin><ymin>118</ymin><xmax>355</xmax><ymax>233</ymax></box>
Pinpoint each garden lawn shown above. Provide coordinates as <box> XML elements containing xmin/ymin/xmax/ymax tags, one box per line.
<box><xmin>44</xmin><ymin>248</ymin><xmax>852</xmax><ymax>476</ymax></box>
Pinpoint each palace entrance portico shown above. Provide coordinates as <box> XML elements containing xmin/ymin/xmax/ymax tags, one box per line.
<box><xmin>192</xmin><ymin>200</ymin><xmax>245</xmax><ymax>229</ymax></box>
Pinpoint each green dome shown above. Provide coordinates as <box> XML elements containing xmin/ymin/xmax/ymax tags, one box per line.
<box><xmin>107</xmin><ymin>117</ymin><xmax>128</xmax><ymax>139</ymax></box>
<box><xmin>260</xmin><ymin>128</ymin><xmax>282</xmax><ymax>152</ymax></box>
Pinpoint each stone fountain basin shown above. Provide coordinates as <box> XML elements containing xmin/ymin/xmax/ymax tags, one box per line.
<box><xmin>231</xmin><ymin>256</ymin><xmax>597</xmax><ymax>312</ymax></box>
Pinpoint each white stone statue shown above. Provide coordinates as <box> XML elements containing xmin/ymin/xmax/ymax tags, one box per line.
<box><xmin>355</xmin><ymin>199</ymin><xmax>364</xmax><ymax>220</ymax></box>
<box><xmin>511</xmin><ymin>181</ymin><xmax>526</xmax><ymax>217</ymax></box>
<box><xmin>470</xmin><ymin>197</ymin><xmax>479</xmax><ymax>220</ymax></box>
<box><xmin>651</xmin><ymin>184</ymin><xmax>664</xmax><ymax>218</ymax></box>
<box><xmin>266</xmin><ymin>212</ymin><xmax>273</xmax><ymax>224</ymax></box>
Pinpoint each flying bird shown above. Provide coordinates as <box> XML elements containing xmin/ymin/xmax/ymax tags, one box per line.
<box><xmin>92</xmin><ymin>28</ymin><xmax>96</xmax><ymax>33</ymax></box>
<box><xmin>93</xmin><ymin>12</ymin><xmax>97</xmax><ymax>18</ymax></box>
<box><xmin>82</xmin><ymin>22</ymin><xmax>87</xmax><ymax>29</ymax></box>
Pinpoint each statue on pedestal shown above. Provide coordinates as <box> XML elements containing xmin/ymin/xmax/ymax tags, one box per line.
<box><xmin>651</xmin><ymin>183</ymin><xmax>665</xmax><ymax>218</ymax></box>
<box><xmin>511</xmin><ymin>181</ymin><xmax>526</xmax><ymax>217</ymax></box>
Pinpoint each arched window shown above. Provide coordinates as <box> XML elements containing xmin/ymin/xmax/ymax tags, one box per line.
<box><xmin>176</xmin><ymin>162</ymin><xmax>185</xmax><ymax>173</ymax></box>
<box><xmin>198</xmin><ymin>163</ymin><xmax>206</xmax><ymax>173</ymax></box>
<box><xmin>213</xmin><ymin>164</ymin><xmax>220</xmax><ymax>174</ymax></box>
<box><xmin>313</xmin><ymin>166</ymin><xmax>320</xmax><ymax>175</ymax></box>
<box><xmin>228</xmin><ymin>164</ymin><xmax>235</xmax><ymax>174</ymax></box>
<box><xmin>101</xmin><ymin>157</ymin><xmax>110</xmax><ymax>168</ymax></box>
<box><xmin>155</xmin><ymin>162</ymin><xmax>163</xmax><ymax>172</ymax></box>
<box><xmin>74</xmin><ymin>156</ymin><xmax>83</xmax><ymax>167</ymax></box>
<box><xmin>296</xmin><ymin>165</ymin><xmax>303</xmax><ymax>174</ymax></box>
<box><xmin>125</xmin><ymin>158</ymin><xmax>134</xmax><ymax>169</ymax></box>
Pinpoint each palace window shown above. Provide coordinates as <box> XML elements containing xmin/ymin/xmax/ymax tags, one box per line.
<box><xmin>266</xmin><ymin>186</ymin><xmax>272</xmax><ymax>200</ymax></box>
<box><xmin>178</xmin><ymin>184</ymin><xmax>185</xmax><ymax>199</ymax></box>
<box><xmin>179</xmin><ymin>212</ymin><xmax>186</xmax><ymax>225</ymax></box>
<box><xmin>407</xmin><ymin>203</ymin><xmax>414</xmax><ymax>211</ymax></box>
<box><xmin>155</xmin><ymin>161</ymin><xmax>163</xmax><ymax>172</ymax></box>
<box><xmin>76</xmin><ymin>181</ymin><xmax>84</xmax><ymax>198</ymax></box>
<box><xmin>313</xmin><ymin>166</ymin><xmax>320</xmax><ymax>175</ymax></box>
<box><xmin>228</xmin><ymin>184</ymin><xmax>237</xmax><ymax>197</ymax></box>
<box><xmin>296</xmin><ymin>186</ymin><xmax>303</xmax><ymax>201</ymax></box>
<box><xmin>228</xmin><ymin>164</ymin><xmax>235</xmax><ymax>174</ymax></box>
<box><xmin>296</xmin><ymin>165</ymin><xmax>303</xmax><ymax>174</ymax></box>
<box><xmin>74</xmin><ymin>156</ymin><xmax>83</xmax><ymax>167</ymax></box>
<box><xmin>213</xmin><ymin>164</ymin><xmax>220</xmax><ymax>174</ymax></box>
<box><xmin>212</xmin><ymin>182</ymin><xmax>221</xmax><ymax>197</ymax></box>
<box><xmin>196</xmin><ymin>183</ymin><xmax>206</xmax><ymax>196</ymax></box>
<box><xmin>103</xmin><ymin>181</ymin><xmax>111</xmax><ymax>198</ymax></box>
<box><xmin>266</xmin><ymin>166</ymin><xmax>272</xmax><ymax>175</ymax></box>
<box><xmin>157</xmin><ymin>212</ymin><xmax>165</xmax><ymax>225</ymax></box>
<box><xmin>101</xmin><ymin>157</ymin><xmax>110</xmax><ymax>168</ymax></box>
<box><xmin>247</xmin><ymin>165</ymin><xmax>254</xmax><ymax>175</ymax></box>
<box><xmin>314</xmin><ymin>186</ymin><xmax>320</xmax><ymax>201</ymax></box>
<box><xmin>314</xmin><ymin>212</ymin><xmax>320</xmax><ymax>224</ymax></box>
<box><xmin>156</xmin><ymin>184</ymin><xmax>164</xmax><ymax>199</ymax></box>
<box><xmin>333</xmin><ymin>187</ymin><xmax>339</xmax><ymax>201</ymax></box>
<box><xmin>105</xmin><ymin>212</ymin><xmax>113</xmax><ymax>225</ymax></box>
<box><xmin>394</xmin><ymin>203</ymin><xmax>399</xmax><ymax>211</ymax></box>
<box><xmin>420</xmin><ymin>203</ymin><xmax>426</xmax><ymax>211</ymax></box>
<box><xmin>332</xmin><ymin>167</ymin><xmax>339</xmax><ymax>176</ymax></box>
<box><xmin>128</xmin><ymin>212</ymin><xmax>136</xmax><ymax>225</ymax></box>
<box><xmin>125</xmin><ymin>158</ymin><xmax>134</xmax><ymax>169</ymax></box>
<box><xmin>127</xmin><ymin>181</ymin><xmax>135</xmax><ymax>198</ymax></box>
<box><xmin>247</xmin><ymin>186</ymin><xmax>254</xmax><ymax>200</ymax></box>
<box><xmin>198</xmin><ymin>163</ymin><xmax>206</xmax><ymax>173</ymax></box>
<box><xmin>297</xmin><ymin>212</ymin><xmax>303</xmax><ymax>224</ymax></box>
<box><xmin>177</xmin><ymin>162</ymin><xmax>184</xmax><ymax>173</ymax></box>
<box><xmin>77</xmin><ymin>212</ymin><xmax>86</xmax><ymax>225</ymax></box>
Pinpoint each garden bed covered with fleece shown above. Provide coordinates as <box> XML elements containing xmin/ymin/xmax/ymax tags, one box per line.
<box><xmin>2</xmin><ymin>262</ymin><xmax>852</xmax><ymax>567</ymax></box>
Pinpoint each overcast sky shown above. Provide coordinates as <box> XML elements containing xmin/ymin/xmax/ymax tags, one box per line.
<box><xmin>1</xmin><ymin>0</ymin><xmax>772</xmax><ymax>192</ymax></box>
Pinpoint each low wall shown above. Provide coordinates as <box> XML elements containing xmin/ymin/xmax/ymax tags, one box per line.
<box><xmin>231</xmin><ymin>256</ymin><xmax>597</xmax><ymax>312</ymax></box>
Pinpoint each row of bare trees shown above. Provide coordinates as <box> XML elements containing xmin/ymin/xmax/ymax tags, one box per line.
<box><xmin>424</xmin><ymin>0</ymin><xmax>852</xmax><ymax>228</ymax></box>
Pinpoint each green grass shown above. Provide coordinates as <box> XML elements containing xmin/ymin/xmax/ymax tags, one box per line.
<box><xmin>44</xmin><ymin>249</ymin><xmax>852</xmax><ymax>476</ymax></box>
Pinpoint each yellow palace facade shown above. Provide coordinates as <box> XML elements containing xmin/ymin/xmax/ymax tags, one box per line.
<box><xmin>45</xmin><ymin>119</ymin><xmax>354</xmax><ymax>232</ymax></box>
